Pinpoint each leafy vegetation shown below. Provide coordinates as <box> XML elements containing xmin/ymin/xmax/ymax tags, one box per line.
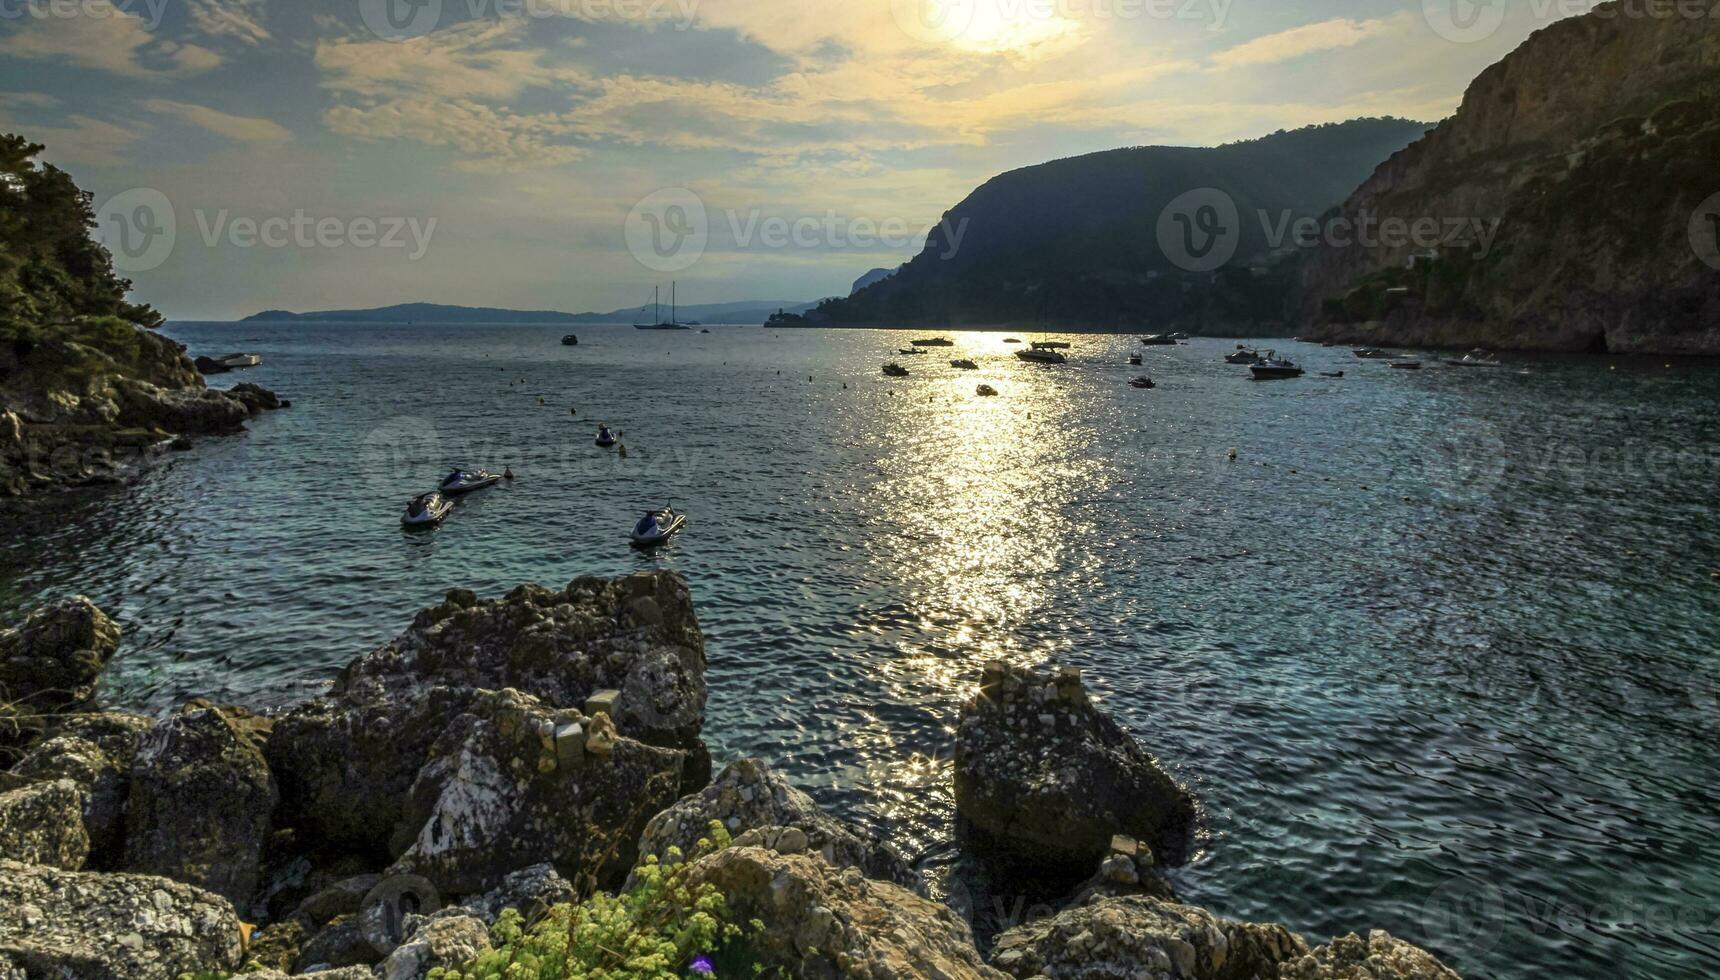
<box><xmin>431</xmin><ymin>821</ymin><xmax>774</xmax><ymax>980</ymax></box>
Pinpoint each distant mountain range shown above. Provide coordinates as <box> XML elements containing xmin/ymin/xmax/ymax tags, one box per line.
<box><xmin>814</xmin><ymin>118</ymin><xmax>1432</xmax><ymax>334</ymax></box>
<box><xmin>244</xmin><ymin>299</ymin><xmax>821</xmax><ymax>325</ymax></box>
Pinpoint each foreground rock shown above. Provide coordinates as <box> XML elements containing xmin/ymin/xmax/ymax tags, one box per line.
<box><xmin>954</xmin><ymin>663</ymin><xmax>1195</xmax><ymax>870</ymax></box>
<box><xmin>0</xmin><ymin>778</ymin><xmax>90</xmax><ymax>869</ymax></box>
<box><xmin>637</xmin><ymin>758</ymin><xmax>919</xmax><ymax>890</ymax></box>
<box><xmin>124</xmin><ymin>701</ymin><xmax>278</xmax><ymax>907</ymax></box>
<box><xmin>688</xmin><ymin>845</ymin><xmax>1004</xmax><ymax>979</ymax></box>
<box><xmin>270</xmin><ymin>573</ymin><xmax>708</xmax><ymax>854</ymax></box>
<box><xmin>0</xmin><ymin>859</ymin><xmax>243</xmax><ymax>979</ymax></box>
<box><xmin>377</xmin><ymin>913</ymin><xmax>492</xmax><ymax>980</ymax></box>
<box><xmin>6</xmin><ymin>711</ymin><xmax>152</xmax><ymax>866</ymax></box>
<box><xmin>988</xmin><ymin>895</ymin><xmax>1462</xmax><ymax>980</ymax></box>
<box><xmin>0</xmin><ymin>596</ymin><xmax>121</xmax><ymax>725</ymax></box>
<box><xmin>387</xmin><ymin>687</ymin><xmax>693</xmax><ymax>895</ymax></box>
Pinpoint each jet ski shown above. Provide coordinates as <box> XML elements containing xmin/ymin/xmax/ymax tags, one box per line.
<box><xmin>630</xmin><ymin>506</ymin><xmax>686</xmax><ymax>548</ymax></box>
<box><xmin>596</xmin><ymin>426</ymin><xmax>618</xmax><ymax>448</ymax></box>
<box><xmin>402</xmin><ymin>491</ymin><xmax>453</xmax><ymax>527</ymax></box>
<box><xmin>439</xmin><ymin>469</ymin><xmax>501</xmax><ymax>494</ymax></box>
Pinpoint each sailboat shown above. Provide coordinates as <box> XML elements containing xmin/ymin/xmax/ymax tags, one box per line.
<box><xmin>633</xmin><ymin>283</ymin><xmax>691</xmax><ymax>330</ymax></box>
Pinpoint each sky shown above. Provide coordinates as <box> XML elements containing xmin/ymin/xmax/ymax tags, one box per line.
<box><xmin>0</xmin><ymin>0</ymin><xmax>1597</xmax><ymax>319</ymax></box>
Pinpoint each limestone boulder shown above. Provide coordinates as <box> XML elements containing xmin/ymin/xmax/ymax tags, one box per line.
<box><xmin>0</xmin><ymin>596</ymin><xmax>121</xmax><ymax>722</ymax></box>
<box><xmin>386</xmin><ymin>687</ymin><xmax>693</xmax><ymax>896</ymax></box>
<box><xmin>1281</xmin><ymin>930</ymin><xmax>1465</xmax><ymax>980</ymax></box>
<box><xmin>9</xmin><ymin>711</ymin><xmax>151</xmax><ymax>866</ymax></box>
<box><xmin>461</xmin><ymin>863</ymin><xmax>578</xmax><ymax>924</ymax></box>
<box><xmin>270</xmin><ymin>573</ymin><xmax>709</xmax><ymax>854</ymax></box>
<box><xmin>0</xmin><ymin>778</ymin><xmax>90</xmax><ymax>869</ymax></box>
<box><xmin>123</xmin><ymin>701</ymin><xmax>278</xmax><ymax>907</ymax></box>
<box><xmin>111</xmin><ymin>378</ymin><xmax>250</xmax><ymax>435</ymax></box>
<box><xmin>988</xmin><ymin>894</ymin><xmax>1308</xmax><ymax>979</ymax></box>
<box><xmin>636</xmin><ymin>758</ymin><xmax>918</xmax><ymax>889</ymax></box>
<box><xmin>378</xmin><ymin>913</ymin><xmax>492</xmax><ymax>980</ymax></box>
<box><xmin>0</xmin><ymin>859</ymin><xmax>244</xmax><ymax>980</ymax></box>
<box><xmin>954</xmin><ymin>663</ymin><xmax>1195</xmax><ymax>871</ymax></box>
<box><xmin>688</xmin><ymin>846</ymin><xmax>1004</xmax><ymax>979</ymax></box>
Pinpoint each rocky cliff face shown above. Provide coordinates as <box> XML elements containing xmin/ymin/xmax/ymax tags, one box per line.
<box><xmin>1301</xmin><ymin>4</ymin><xmax>1720</xmax><ymax>353</ymax></box>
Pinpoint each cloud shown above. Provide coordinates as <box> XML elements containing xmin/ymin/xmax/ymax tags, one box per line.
<box><xmin>142</xmin><ymin>99</ymin><xmax>293</xmax><ymax>142</ymax></box>
<box><xmin>0</xmin><ymin>114</ymin><xmax>143</xmax><ymax>167</ymax></box>
<box><xmin>0</xmin><ymin>0</ymin><xmax>222</xmax><ymax>76</ymax></box>
<box><xmin>183</xmin><ymin>0</ymin><xmax>272</xmax><ymax>46</ymax></box>
<box><xmin>1211</xmin><ymin>16</ymin><xmax>1404</xmax><ymax>69</ymax></box>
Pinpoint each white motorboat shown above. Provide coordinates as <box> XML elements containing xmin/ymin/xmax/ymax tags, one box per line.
<box><xmin>631</xmin><ymin>506</ymin><xmax>686</xmax><ymax>547</ymax></box>
<box><xmin>1444</xmin><ymin>349</ymin><xmax>1503</xmax><ymax>367</ymax></box>
<box><xmin>1250</xmin><ymin>356</ymin><xmax>1304</xmax><ymax>380</ymax></box>
<box><xmin>219</xmin><ymin>353</ymin><xmax>262</xmax><ymax>368</ymax></box>
<box><xmin>439</xmin><ymin>469</ymin><xmax>501</xmax><ymax>494</ymax></box>
<box><xmin>1015</xmin><ymin>348</ymin><xmax>1066</xmax><ymax>364</ymax></box>
<box><xmin>402</xmin><ymin>491</ymin><xmax>453</xmax><ymax>527</ymax></box>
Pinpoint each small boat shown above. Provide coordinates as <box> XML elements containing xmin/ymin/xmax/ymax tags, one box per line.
<box><xmin>561</xmin><ymin>335</ymin><xmax>579</xmax><ymax>346</ymax></box>
<box><xmin>1032</xmin><ymin>341</ymin><xmax>1071</xmax><ymax>350</ymax></box>
<box><xmin>1226</xmin><ymin>348</ymin><xmax>1263</xmax><ymax>365</ymax></box>
<box><xmin>1353</xmin><ymin>348</ymin><xmax>1393</xmax><ymax>359</ymax></box>
<box><xmin>1389</xmin><ymin>359</ymin><xmax>1423</xmax><ymax>370</ymax></box>
<box><xmin>1320</xmin><ymin>371</ymin><xmax>1345</xmax><ymax>378</ymax></box>
<box><xmin>1250</xmin><ymin>356</ymin><xmax>1304</xmax><ymax>380</ymax></box>
<box><xmin>1129</xmin><ymin>376</ymin><xmax>1155</xmax><ymax>389</ymax></box>
<box><xmin>596</xmin><ymin>426</ymin><xmax>618</xmax><ymax>447</ymax></box>
<box><xmin>699</xmin><ymin>329</ymin><xmax>710</xmax><ymax>334</ymax></box>
<box><xmin>630</xmin><ymin>505</ymin><xmax>686</xmax><ymax>548</ymax></box>
<box><xmin>976</xmin><ymin>384</ymin><xmax>998</xmax><ymax>396</ymax></box>
<box><xmin>1140</xmin><ymin>333</ymin><xmax>1176</xmax><ymax>346</ymax></box>
<box><xmin>898</xmin><ymin>348</ymin><xmax>927</xmax><ymax>355</ymax></box>
<box><xmin>440</xmin><ymin>468</ymin><xmax>501</xmax><ymax>495</ymax></box>
<box><xmin>219</xmin><ymin>353</ymin><xmax>262</xmax><ymax>369</ymax></box>
<box><xmin>1444</xmin><ymin>349</ymin><xmax>1503</xmax><ymax>367</ymax></box>
<box><xmin>883</xmin><ymin>363</ymin><xmax>911</xmax><ymax>377</ymax></box>
<box><xmin>1129</xmin><ymin>354</ymin><xmax>1143</xmax><ymax>366</ymax></box>
<box><xmin>1171</xmin><ymin>332</ymin><xmax>1190</xmax><ymax>340</ymax></box>
<box><xmin>1015</xmin><ymin>348</ymin><xmax>1066</xmax><ymax>365</ymax></box>
<box><xmin>911</xmin><ymin>338</ymin><xmax>954</xmax><ymax>347</ymax></box>
<box><xmin>1003</xmin><ymin>338</ymin><xmax>1022</xmax><ymax>344</ymax></box>
<box><xmin>401</xmin><ymin>491</ymin><xmax>454</xmax><ymax>527</ymax></box>
<box><xmin>950</xmin><ymin>359</ymin><xmax>979</xmax><ymax>370</ymax></box>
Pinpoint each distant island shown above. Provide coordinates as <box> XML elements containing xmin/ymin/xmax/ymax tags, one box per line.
<box><xmin>244</xmin><ymin>299</ymin><xmax>822</xmax><ymax>326</ymax></box>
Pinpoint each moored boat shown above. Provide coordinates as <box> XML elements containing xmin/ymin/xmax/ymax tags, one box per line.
<box><xmin>1389</xmin><ymin>359</ymin><xmax>1423</xmax><ymax>370</ymax></box>
<box><xmin>950</xmin><ymin>359</ymin><xmax>979</xmax><ymax>370</ymax></box>
<box><xmin>883</xmin><ymin>363</ymin><xmax>911</xmax><ymax>377</ymax></box>
<box><xmin>401</xmin><ymin>490</ymin><xmax>453</xmax><ymax>527</ymax></box>
<box><xmin>630</xmin><ymin>505</ymin><xmax>686</xmax><ymax>548</ymax></box>
<box><xmin>439</xmin><ymin>468</ymin><xmax>501</xmax><ymax>494</ymax></box>
<box><xmin>1129</xmin><ymin>376</ymin><xmax>1155</xmax><ymax>389</ymax></box>
<box><xmin>1141</xmin><ymin>333</ymin><xmax>1176</xmax><ymax>346</ymax></box>
<box><xmin>1015</xmin><ymin>348</ymin><xmax>1066</xmax><ymax>364</ymax></box>
<box><xmin>1129</xmin><ymin>354</ymin><xmax>1143</xmax><ymax>366</ymax></box>
<box><xmin>1226</xmin><ymin>348</ymin><xmax>1263</xmax><ymax>365</ymax></box>
<box><xmin>561</xmin><ymin>335</ymin><xmax>579</xmax><ymax>346</ymax></box>
<box><xmin>1353</xmin><ymin>348</ymin><xmax>1393</xmax><ymax>359</ymax></box>
<box><xmin>219</xmin><ymin>353</ymin><xmax>262</xmax><ymax>369</ymax></box>
<box><xmin>976</xmin><ymin>384</ymin><xmax>998</xmax><ymax>396</ymax></box>
<box><xmin>911</xmin><ymin>338</ymin><xmax>954</xmax><ymax>347</ymax></box>
<box><xmin>1250</xmin><ymin>356</ymin><xmax>1305</xmax><ymax>380</ymax></box>
<box><xmin>898</xmin><ymin>347</ymin><xmax>927</xmax><ymax>355</ymax></box>
<box><xmin>1444</xmin><ymin>349</ymin><xmax>1503</xmax><ymax>367</ymax></box>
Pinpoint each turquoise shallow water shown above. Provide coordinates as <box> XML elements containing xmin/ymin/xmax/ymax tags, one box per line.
<box><xmin>3</xmin><ymin>322</ymin><xmax>1719</xmax><ymax>979</ymax></box>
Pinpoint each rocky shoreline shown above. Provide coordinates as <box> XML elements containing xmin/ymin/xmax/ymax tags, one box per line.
<box><xmin>0</xmin><ymin>574</ymin><xmax>1464</xmax><ymax>979</ymax></box>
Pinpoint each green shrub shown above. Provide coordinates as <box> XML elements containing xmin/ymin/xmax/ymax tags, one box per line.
<box><xmin>432</xmin><ymin>821</ymin><xmax>773</xmax><ymax>980</ymax></box>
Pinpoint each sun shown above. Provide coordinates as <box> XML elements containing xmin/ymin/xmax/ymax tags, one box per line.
<box><xmin>924</xmin><ymin>0</ymin><xmax>1083</xmax><ymax>57</ymax></box>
